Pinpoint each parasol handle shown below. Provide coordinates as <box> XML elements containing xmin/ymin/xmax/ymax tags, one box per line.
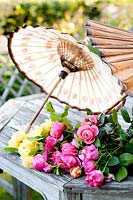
<box><xmin>104</xmin><ymin>94</ymin><xmax>127</xmax><ymax>114</ymax></box>
<box><xmin>25</xmin><ymin>77</ymin><xmax>62</xmax><ymax>133</ymax></box>
<box><xmin>25</xmin><ymin>67</ymin><xmax>71</xmax><ymax>133</ymax></box>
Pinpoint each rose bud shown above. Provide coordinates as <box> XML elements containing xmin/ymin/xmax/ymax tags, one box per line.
<box><xmin>70</xmin><ymin>166</ymin><xmax>82</xmax><ymax>179</ymax></box>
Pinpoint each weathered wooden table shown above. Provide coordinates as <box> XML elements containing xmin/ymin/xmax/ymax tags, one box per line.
<box><xmin>0</xmin><ymin>93</ymin><xmax>132</xmax><ymax>200</ymax></box>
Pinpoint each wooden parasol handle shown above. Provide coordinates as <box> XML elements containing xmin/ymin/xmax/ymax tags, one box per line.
<box><xmin>25</xmin><ymin>77</ymin><xmax>62</xmax><ymax>133</ymax></box>
<box><xmin>24</xmin><ymin>67</ymin><xmax>71</xmax><ymax>133</ymax></box>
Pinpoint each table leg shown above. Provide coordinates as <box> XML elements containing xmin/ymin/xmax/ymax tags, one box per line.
<box><xmin>13</xmin><ymin>178</ymin><xmax>32</xmax><ymax>200</ymax></box>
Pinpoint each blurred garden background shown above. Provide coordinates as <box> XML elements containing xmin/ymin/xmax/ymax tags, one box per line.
<box><xmin>0</xmin><ymin>0</ymin><xmax>132</xmax><ymax>199</ymax></box>
<box><xmin>0</xmin><ymin>0</ymin><xmax>132</xmax><ymax>36</ymax></box>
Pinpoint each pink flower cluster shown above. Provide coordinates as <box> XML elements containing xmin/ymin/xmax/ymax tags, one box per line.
<box><xmin>51</xmin><ymin>143</ymin><xmax>81</xmax><ymax>172</ymax></box>
<box><xmin>32</xmin><ymin>115</ymin><xmax>104</xmax><ymax>187</ymax></box>
<box><xmin>33</xmin><ymin>122</ymin><xmax>81</xmax><ymax>173</ymax></box>
<box><xmin>78</xmin><ymin>115</ymin><xmax>104</xmax><ymax>187</ymax></box>
<box><xmin>79</xmin><ymin>144</ymin><xmax>104</xmax><ymax>187</ymax></box>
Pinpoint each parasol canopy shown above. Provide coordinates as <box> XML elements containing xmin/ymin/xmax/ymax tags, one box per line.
<box><xmin>8</xmin><ymin>23</ymin><xmax>130</xmax><ymax>115</ymax></box>
<box><xmin>86</xmin><ymin>20</ymin><xmax>133</xmax><ymax>96</ymax></box>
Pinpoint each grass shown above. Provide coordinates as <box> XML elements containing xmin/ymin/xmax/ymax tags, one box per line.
<box><xmin>0</xmin><ymin>173</ymin><xmax>44</xmax><ymax>200</ymax></box>
<box><xmin>0</xmin><ymin>188</ymin><xmax>44</xmax><ymax>200</ymax></box>
<box><xmin>0</xmin><ymin>188</ymin><xmax>12</xmax><ymax>200</ymax></box>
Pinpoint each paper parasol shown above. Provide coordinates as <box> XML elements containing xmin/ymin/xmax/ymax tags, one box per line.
<box><xmin>8</xmin><ymin>22</ymin><xmax>132</xmax><ymax>132</ymax></box>
<box><xmin>86</xmin><ymin>20</ymin><xmax>133</xmax><ymax>96</ymax></box>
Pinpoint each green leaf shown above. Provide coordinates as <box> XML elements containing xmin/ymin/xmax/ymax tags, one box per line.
<box><xmin>130</xmin><ymin>138</ymin><xmax>133</xmax><ymax>143</ymax></box>
<box><xmin>86</xmin><ymin>108</ymin><xmax>93</xmax><ymax>115</ymax></box>
<box><xmin>115</xmin><ymin>166</ymin><xmax>128</xmax><ymax>182</ymax></box>
<box><xmin>61</xmin><ymin>105</ymin><xmax>70</xmax><ymax>117</ymax></box>
<box><xmin>28</xmin><ymin>147</ymin><xmax>38</xmax><ymax>156</ymax></box>
<box><xmin>94</xmin><ymin>137</ymin><xmax>101</xmax><ymax>148</ymax></box>
<box><xmin>4</xmin><ymin>147</ymin><xmax>19</xmax><ymax>154</ymax></box>
<box><xmin>119</xmin><ymin>128</ymin><xmax>128</xmax><ymax>141</ymax></box>
<box><xmin>130</xmin><ymin>129</ymin><xmax>133</xmax><ymax>135</ymax></box>
<box><xmin>98</xmin><ymin>154</ymin><xmax>108</xmax><ymax>165</ymax></box>
<box><xmin>54</xmin><ymin>165</ymin><xmax>64</xmax><ymax>176</ymax></box>
<box><xmin>40</xmin><ymin>129</ymin><xmax>49</xmax><ymax>137</ymax></box>
<box><xmin>108</xmin><ymin>114</ymin><xmax>114</xmax><ymax>124</ymax></box>
<box><xmin>74</xmin><ymin>122</ymin><xmax>81</xmax><ymax>130</ymax></box>
<box><xmin>50</xmin><ymin>113</ymin><xmax>61</xmax><ymax>121</ymax></box>
<box><xmin>111</xmin><ymin>110</ymin><xmax>118</xmax><ymax>124</ymax></box>
<box><xmin>108</xmin><ymin>156</ymin><xmax>120</xmax><ymax>166</ymax></box>
<box><xmin>38</xmin><ymin>142</ymin><xmax>44</xmax><ymax>151</ymax></box>
<box><xmin>45</xmin><ymin>101</ymin><xmax>55</xmax><ymax>113</ymax></box>
<box><xmin>104</xmin><ymin>167</ymin><xmax>109</xmax><ymax>175</ymax></box>
<box><xmin>28</xmin><ymin>136</ymin><xmax>45</xmax><ymax>142</ymax></box>
<box><xmin>60</xmin><ymin>117</ymin><xmax>73</xmax><ymax>130</ymax></box>
<box><xmin>119</xmin><ymin>153</ymin><xmax>133</xmax><ymax>166</ymax></box>
<box><xmin>121</xmin><ymin>108</ymin><xmax>131</xmax><ymax>123</ymax></box>
<box><xmin>125</xmin><ymin>143</ymin><xmax>133</xmax><ymax>154</ymax></box>
<box><xmin>76</xmin><ymin>137</ymin><xmax>84</xmax><ymax>146</ymax></box>
<box><xmin>131</xmin><ymin>121</ymin><xmax>133</xmax><ymax>129</ymax></box>
<box><xmin>88</xmin><ymin>44</ymin><xmax>101</xmax><ymax>57</ymax></box>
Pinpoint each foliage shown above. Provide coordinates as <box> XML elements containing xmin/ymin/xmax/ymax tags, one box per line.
<box><xmin>0</xmin><ymin>188</ymin><xmax>12</xmax><ymax>200</ymax></box>
<box><xmin>5</xmin><ymin>102</ymin><xmax>133</xmax><ymax>187</ymax></box>
<box><xmin>0</xmin><ymin>187</ymin><xmax>44</xmax><ymax>200</ymax></box>
<box><xmin>99</xmin><ymin>0</ymin><xmax>132</xmax><ymax>30</ymax></box>
<box><xmin>0</xmin><ymin>0</ymin><xmax>132</xmax><ymax>38</ymax></box>
<box><xmin>0</xmin><ymin>0</ymin><xmax>101</xmax><ymax>37</ymax></box>
<box><xmin>95</xmin><ymin>108</ymin><xmax>133</xmax><ymax>181</ymax></box>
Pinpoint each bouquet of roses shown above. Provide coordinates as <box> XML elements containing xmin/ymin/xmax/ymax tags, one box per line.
<box><xmin>5</xmin><ymin>102</ymin><xmax>133</xmax><ymax>187</ymax></box>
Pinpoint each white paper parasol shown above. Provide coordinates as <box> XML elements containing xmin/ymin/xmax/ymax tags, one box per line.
<box><xmin>8</xmin><ymin>22</ymin><xmax>131</xmax><ymax>132</ymax></box>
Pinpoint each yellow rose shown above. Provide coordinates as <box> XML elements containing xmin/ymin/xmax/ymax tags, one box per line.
<box><xmin>20</xmin><ymin>155</ymin><xmax>33</xmax><ymax>168</ymax></box>
<box><xmin>41</xmin><ymin>119</ymin><xmax>53</xmax><ymax>135</ymax></box>
<box><xmin>8</xmin><ymin>131</ymin><xmax>27</xmax><ymax>148</ymax></box>
<box><xmin>28</xmin><ymin>125</ymin><xmax>43</xmax><ymax>137</ymax></box>
<box><xmin>18</xmin><ymin>139</ymin><xmax>39</xmax><ymax>156</ymax></box>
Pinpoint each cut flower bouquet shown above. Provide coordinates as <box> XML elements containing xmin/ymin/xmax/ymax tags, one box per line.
<box><xmin>5</xmin><ymin>102</ymin><xmax>133</xmax><ymax>187</ymax></box>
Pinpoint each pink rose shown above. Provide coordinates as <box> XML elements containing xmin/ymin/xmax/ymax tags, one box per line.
<box><xmin>42</xmin><ymin>151</ymin><xmax>48</xmax><ymax>161</ymax></box>
<box><xmin>84</xmin><ymin>160</ymin><xmax>96</xmax><ymax>174</ymax></box>
<box><xmin>43</xmin><ymin>163</ymin><xmax>51</xmax><ymax>173</ymax></box>
<box><xmin>85</xmin><ymin>170</ymin><xmax>104</xmax><ymax>187</ymax></box>
<box><xmin>62</xmin><ymin>143</ymin><xmax>78</xmax><ymax>156</ymax></box>
<box><xmin>81</xmin><ymin>115</ymin><xmax>98</xmax><ymax>126</ymax></box>
<box><xmin>50</xmin><ymin>121</ymin><xmax>66</xmax><ymax>139</ymax></box>
<box><xmin>51</xmin><ymin>152</ymin><xmax>81</xmax><ymax>172</ymax></box>
<box><xmin>50</xmin><ymin>151</ymin><xmax>62</xmax><ymax>165</ymax></box>
<box><xmin>44</xmin><ymin>136</ymin><xmax>57</xmax><ymax>152</ymax></box>
<box><xmin>60</xmin><ymin>155</ymin><xmax>81</xmax><ymax>172</ymax></box>
<box><xmin>32</xmin><ymin>154</ymin><xmax>45</xmax><ymax>170</ymax></box>
<box><xmin>77</xmin><ymin>125</ymin><xmax>98</xmax><ymax>144</ymax></box>
<box><xmin>32</xmin><ymin>154</ymin><xmax>51</xmax><ymax>172</ymax></box>
<box><xmin>79</xmin><ymin>144</ymin><xmax>99</xmax><ymax>163</ymax></box>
